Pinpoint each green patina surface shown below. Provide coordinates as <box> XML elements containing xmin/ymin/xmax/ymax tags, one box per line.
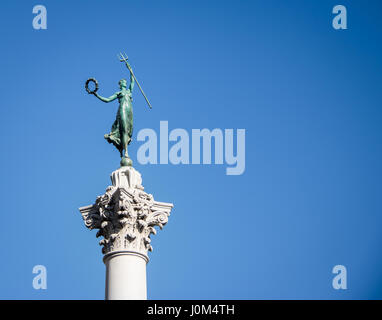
<box><xmin>90</xmin><ymin>60</ymin><xmax>135</xmax><ymax>167</ymax></box>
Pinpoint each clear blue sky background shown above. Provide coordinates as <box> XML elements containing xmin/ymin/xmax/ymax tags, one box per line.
<box><xmin>0</xmin><ymin>0</ymin><xmax>381</xmax><ymax>299</ymax></box>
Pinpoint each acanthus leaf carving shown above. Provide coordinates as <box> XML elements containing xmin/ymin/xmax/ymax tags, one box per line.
<box><xmin>79</xmin><ymin>167</ymin><xmax>173</xmax><ymax>257</ymax></box>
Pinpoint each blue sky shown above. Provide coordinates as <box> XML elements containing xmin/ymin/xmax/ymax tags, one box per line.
<box><xmin>0</xmin><ymin>0</ymin><xmax>381</xmax><ymax>299</ymax></box>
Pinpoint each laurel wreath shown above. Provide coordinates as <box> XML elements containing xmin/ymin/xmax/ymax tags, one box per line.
<box><xmin>85</xmin><ymin>78</ymin><xmax>99</xmax><ymax>94</ymax></box>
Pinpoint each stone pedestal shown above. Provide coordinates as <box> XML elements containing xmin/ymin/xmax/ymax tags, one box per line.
<box><xmin>79</xmin><ymin>166</ymin><xmax>173</xmax><ymax>300</ymax></box>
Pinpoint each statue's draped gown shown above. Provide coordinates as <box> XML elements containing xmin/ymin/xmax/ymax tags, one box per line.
<box><xmin>104</xmin><ymin>90</ymin><xmax>133</xmax><ymax>155</ymax></box>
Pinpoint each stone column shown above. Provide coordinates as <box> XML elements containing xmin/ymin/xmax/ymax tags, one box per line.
<box><xmin>79</xmin><ymin>166</ymin><xmax>173</xmax><ymax>300</ymax></box>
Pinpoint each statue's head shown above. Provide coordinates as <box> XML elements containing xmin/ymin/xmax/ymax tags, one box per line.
<box><xmin>119</xmin><ymin>79</ymin><xmax>127</xmax><ymax>89</ymax></box>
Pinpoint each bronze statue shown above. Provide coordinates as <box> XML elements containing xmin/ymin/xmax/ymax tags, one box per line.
<box><xmin>85</xmin><ymin>53</ymin><xmax>152</xmax><ymax>167</ymax></box>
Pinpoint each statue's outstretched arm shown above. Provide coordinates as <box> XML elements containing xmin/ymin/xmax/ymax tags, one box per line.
<box><xmin>94</xmin><ymin>92</ymin><xmax>118</xmax><ymax>103</ymax></box>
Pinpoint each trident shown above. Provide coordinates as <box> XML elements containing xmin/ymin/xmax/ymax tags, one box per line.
<box><xmin>118</xmin><ymin>52</ymin><xmax>152</xmax><ymax>109</ymax></box>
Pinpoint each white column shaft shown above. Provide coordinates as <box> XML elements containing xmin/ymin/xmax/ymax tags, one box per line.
<box><xmin>104</xmin><ymin>251</ymin><xmax>147</xmax><ymax>300</ymax></box>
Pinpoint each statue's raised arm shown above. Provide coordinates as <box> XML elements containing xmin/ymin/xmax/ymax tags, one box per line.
<box><xmin>129</xmin><ymin>71</ymin><xmax>135</xmax><ymax>92</ymax></box>
<box><xmin>119</xmin><ymin>52</ymin><xmax>152</xmax><ymax>109</ymax></box>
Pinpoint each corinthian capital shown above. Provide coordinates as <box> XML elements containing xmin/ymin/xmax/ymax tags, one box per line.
<box><xmin>79</xmin><ymin>167</ymin><xmax>173</xmax><ymax>258</ymax></box>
